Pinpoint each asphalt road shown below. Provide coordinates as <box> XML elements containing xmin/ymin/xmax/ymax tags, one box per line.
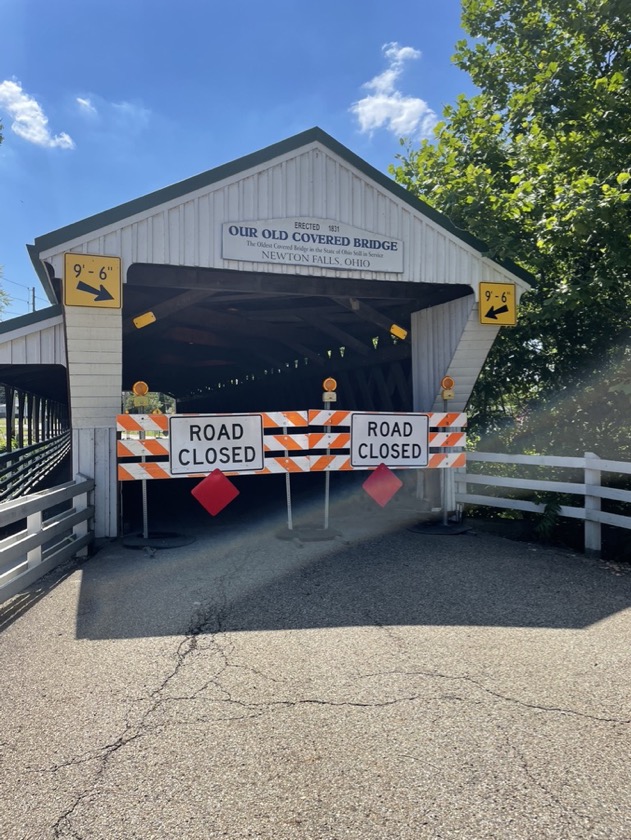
<box><xmin>1</xmin><ymin>497</ymin><xmax>631</xmax><ymax>839</ymax></box>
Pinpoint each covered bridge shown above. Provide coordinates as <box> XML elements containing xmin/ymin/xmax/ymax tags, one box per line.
<box><xmin>21</xmin><ymin>127</ymin><xmax>532</xmax><ymax>536</ymax></box>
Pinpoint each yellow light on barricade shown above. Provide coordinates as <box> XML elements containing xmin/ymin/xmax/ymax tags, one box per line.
<box><xmin>132</xmin><ymin>381</ymin><xmax>149</xmax><ymax>396</ymax></box>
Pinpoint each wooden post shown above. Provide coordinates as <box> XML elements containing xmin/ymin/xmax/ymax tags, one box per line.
<box><xmin>5</xmin><ymin>386</ymin><xmax>13</xmax><ymax>453</ymax></box>
<box><xmin>584</xmin><ymin>451</ymin><xmax>601</xmax><ymax>556</ymax></box>
<box><xmin>40</xmin><ymin>399</ymin><xmax>46</xmax><ymax>442</ymax></box>
<box><xmin>45</xmin><ymin>398</ymin><xmax>51</xmax><ymax>438</ymax></box>
<box><xmin>34</xmin><ymin>395</ymin><xmax>41</xmax><ymax>443</ymax></box>
<box><xmin>17</xmin><ymin>391</ymin><xmax>25</xmax><ymax>449</ymax></box>
<box><xmin>27</xmin><ymin>394</ymin><xmax>33</xmax><ymax>446</ymax></box>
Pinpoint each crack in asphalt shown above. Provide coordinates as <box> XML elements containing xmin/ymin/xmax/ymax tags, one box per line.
<box><xmin>43</xmin><ymin>592</ymin><xmax>442</xmax><ymax>836</ymax></box>
<box><xmin>47</xmin><ymin>593</ymin><xmax>227</xmax><ymax>837</ymax></box>
<box><xmin>358</xmin><ymin>667</ymin><xmax>631</xmax><ymax>725</ymax></box>
<box><xmin>365</xmin><ymin>617</ymin><xmax>631</xmax><ymax>726</ymax></box>
<box><xmin>506</xmin><ymin>735</ymin><xmax>594</xmax><ymax>828</ymax></box>
<box><xmin>470</xmin><ymin>679</ymin><xmax>631</xmax><ymax>725</ymax></box>
<box><xmin>43</xmin><ymin>587</ymin><xmax>629</xmax><ymax>837</ymax></box>
<box><xmin>50</xmin><ymin>721</ymin><xmax>157</xmax><ymax>838</ymax></box>
<box><xmin>46</xmin><ymin>653</ymin><xmax>626</xmax><ymax>835</ymax></box>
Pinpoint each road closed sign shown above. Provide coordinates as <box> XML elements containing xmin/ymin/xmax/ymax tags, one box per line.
<box><xmin>350</xmin><ymin>412</ymin><xmax>429</xmax><ymax>468</ymax></box>
<box><xmin>169</xmin><ymin>414</ymin><xmax>264</xmax><ymax>475</ymax></box>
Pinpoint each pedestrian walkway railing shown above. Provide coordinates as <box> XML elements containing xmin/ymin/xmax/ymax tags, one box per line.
<box><xmin>456</xmin><ymin>451</ymin><xmax>631</xmax><ymax>553</ymax></box>
<box><xmin>0</xmin><ymin>476</ymin><xmax>94</xmax><ymax>605</ymax></box>
<box><xmin>0</xmin><ymin>430</ymin><xmax>71</xmax><ymax>501</ymax></box>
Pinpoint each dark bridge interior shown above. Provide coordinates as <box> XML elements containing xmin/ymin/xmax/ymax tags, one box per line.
<box><xmin>124</xmin><ymin>265</ymin><xmax>473</xmax><ymax>411</ymax></box>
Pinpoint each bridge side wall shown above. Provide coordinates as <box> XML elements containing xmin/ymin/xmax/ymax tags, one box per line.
<box><xmin>65</xmin><ymin>306</ymin><xmax>121</xmax><ymax>538</ymax></box>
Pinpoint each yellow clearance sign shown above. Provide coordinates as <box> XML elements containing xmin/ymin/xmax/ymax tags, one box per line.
<box><xmin>479</xmin><ymin>282</ymin><xmax>517</xmax><ymax>326</ymax></box>
<box><xmin>64</xmin><ymin>253</ymin><xmax>122</xmax><ymax>309</ymax></box>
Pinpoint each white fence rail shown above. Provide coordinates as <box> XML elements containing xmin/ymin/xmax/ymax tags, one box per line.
<box><xmin>456</xmin><ymin>451</ymin><xmax>631</xmax><ymax>554</ymax></box>
<box><xmin>0</xmin><ymin>476</ymin><xmax>94</xmax><ymax>605</ymax></box>
<box><xmin>0</xmin><ymin>430</ymin><xmax>71</xmax><ymax>501</ymax></box>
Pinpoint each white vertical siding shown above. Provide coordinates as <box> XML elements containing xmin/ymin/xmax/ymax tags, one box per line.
<box><xmin>411</xmin><ymin>296</ymin><xmax>500</xmax><ymax>413</ymax></box>
<box><xmin>411</xmin><ymin>296</ymin><xmax>475</xmax><ymax>411</ymax></box>
<box><xmin>40</xmin><ymin>142</ymin><xmax>532</xmax><ymax>299</ymax></box>
<box><xmin>64</xmin><ymin>296</ymin><xmax>121</xmax><ymax>546</ymax></box>
<box><xmin>0</xmin><ymin>315</ymin><xmax>66</xmax><ymax>366</ymax></box>
<box><xmin>73</xmin><ymin>427</ymin><xmax>117</xmax><ymax>537</ymax></box>
<box><xmin>436</xmin><ymin>304</ymin><xmax>500</xmax><ymax>412</ymax></box>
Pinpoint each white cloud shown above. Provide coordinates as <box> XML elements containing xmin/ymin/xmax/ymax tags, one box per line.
<box><xmin>112</xmin><ymin>100</ymin><xmax>151</xmax><ymax>131</ymax></box>
<box><xmin>73</xmin><ymin>94</ymin><xmax>151</xmax><ymax>136</ymax></box>
<box><xmin>351</xmin><ymin>42</ymin><xmax>437</xmax><ymax>139</ymax></box>
<box><xmin>76</xmin><ymin>96</ymin><xmax>97</xmax><ymax>115</ymax></box>
<box><xmin>0</xmin><ymin>80</ymin><xmax>74</xmax><ymax>149</ymax></box>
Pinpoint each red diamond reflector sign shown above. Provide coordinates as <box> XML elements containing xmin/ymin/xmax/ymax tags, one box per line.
<box><xmin>362</xmin><ymin>463</ymin><xmax>403</xmax><ymax>508</ymax></box>
<box><xmin>191</xmin><ymin>469</ymin><xmax>239</xmax><ymax>516</ymax></box>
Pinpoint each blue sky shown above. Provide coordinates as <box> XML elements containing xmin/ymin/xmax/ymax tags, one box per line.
<box><xmin>0</xmin><ymin>0</ymin><xmax>473</xmax><ymax>319</ymax></box>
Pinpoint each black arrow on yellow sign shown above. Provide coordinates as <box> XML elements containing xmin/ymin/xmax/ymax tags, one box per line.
<box><xmin>484</xmin><ymin>304</ymin><xmax>510</xmax><ymax>320</ymax></box>
<box><xmin>76</xmin><ymin>280</ymin><xmax>114</xmax><ymax>302</ymax></box>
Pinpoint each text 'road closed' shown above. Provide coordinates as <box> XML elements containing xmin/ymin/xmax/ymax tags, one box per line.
<box><xmin>350</xmin><ymin>413</ymin><xmax>429</xmax><ymax>468</ymax></box>
<box><xmin>169</xmin><ymin>414</ymin><xmax>264</xmax><ymax>475</ymax></box>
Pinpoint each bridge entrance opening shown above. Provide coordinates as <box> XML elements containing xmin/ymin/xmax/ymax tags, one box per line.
<box><xmin>119</xmin><ymin>266</ymin><xmax>473</xmax><ymax>533</ymax></box>
<box><xmin>123</xmin><ymin>265</ymin><xmax>473</xmax><ymax>413</ymax></box>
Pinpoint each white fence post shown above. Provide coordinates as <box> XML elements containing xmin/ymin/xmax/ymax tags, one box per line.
<box><xmin>26</xmin><ymin>509</ymin><xmax>43</xmax><ymax>569</ymax></box>
<box><xmin>73</xmin><ymin>474</ymin><xmax>91</xmax><ymax>558</ymax></box>
<box><xmin>584</xmin><ymin>451</ymin><xmax>601</xmax><ymax>555</ymax></box>
<box><xmin>454</xmin><ymin>466</ymin><xmax>466</xmax><ymax>521</ymax></box>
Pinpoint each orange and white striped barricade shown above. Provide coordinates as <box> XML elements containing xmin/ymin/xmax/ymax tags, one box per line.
<box><xmin>116</xmin><ymin>409</ymin><xmax>467</xmax><ymax>481</ymax></box>
<box><xmin>307</xmin><ymin>410</ymin><xmax>467</xmax><ymax>471</ymax></box>
<box><xmin>116</xmin><ymin>411</ymin><xmax>312</xmax><ymax>481</ymax></box>
<box><xmin>427</xmin><ymin>413</ymin><xmax>467</xmax><ymax>469</ymax></box>
<box><xmin>307</xmin><ymin>410</ymin><xmax>353</xmax><ymax>473</ymax></box>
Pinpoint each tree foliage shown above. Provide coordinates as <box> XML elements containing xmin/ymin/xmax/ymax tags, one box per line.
<box><xmin>0</xmin><ymin>273</ymin><xmax>9</xmax><ymax>318</ymax></box>
<box><xmin>391</xmin><ymin>0</ymin><xmax>631</xmax><ymax>457</ymax></box>
<box><xmin>122</xmin><ymin>391</ymin><xmax>175</xmax><ymax>415</ymax></box>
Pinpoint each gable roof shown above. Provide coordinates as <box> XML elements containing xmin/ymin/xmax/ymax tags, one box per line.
<box><xmin>31</xmin><ymin>126</ymin><xmax>534</xmax><ymax>302</ymax></box>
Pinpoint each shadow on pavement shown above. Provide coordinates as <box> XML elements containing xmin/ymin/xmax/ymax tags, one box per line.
<box><xmin>76</xmin><ymin>476</ymin><xmax>631</xmax><ymax>639</ymax></box>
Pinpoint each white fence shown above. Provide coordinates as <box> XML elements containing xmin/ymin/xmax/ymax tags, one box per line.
<box><xmin>455</xmin><ymin>451</ymin><xmax>631</xmax><ymax>553</ymax></box>
<box><xmin>0</xmin><ymin>430</ymin><xmax>71</xmax><ymax>501</ymax></box>
<box><xmin>0</xmin><ymin>476</ymin><xmax>94</xmax><ymax>605</ymax></box>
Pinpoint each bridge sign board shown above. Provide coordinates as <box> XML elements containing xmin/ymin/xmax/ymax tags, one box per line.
<box><xmin>169</xmin><ymin>413</ymin><xmax>264</xmax><ymax>476</ymax></box>
<box><xmin>479</xmin><ymin>282</ymin><xmax>517</xmax><ymax>326</ymax></box>
<box><xmin>64</xmin><ymin>253</ymin><xmax>122</xmax><ymax>308</ymax></box>
<box><xmin>350</xmin><ymin>412</ymin><xmax>429</xmax><ymax>468</ymax></box>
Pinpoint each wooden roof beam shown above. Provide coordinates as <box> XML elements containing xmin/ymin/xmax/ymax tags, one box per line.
<box><xmin>163</xmin><ymin>326</ymin><xmax>237</xmax><ymax>347</ymax></box>
<box><xmin>333</xmin><ymin>297</ymin><xmax>410</xmax><ymax>342</ymax></box>
<box><xmin>298</xmin><ymin>311</ymin><xmax>371</xmax><ymax>356</ymax></box>
<box><xmin>179</xmin><ymin>306</ymin><xmax>325</xmax><ymax>366</ymax></box>
<box><xmin>123</xmin><ymin>289</ymin><xmax>218</xmax><ymax>335</ymax></box>
<box><xmin>127</xmin><ymin>263</ymin><xmax>433</xmax><ymax>301</ymax></box>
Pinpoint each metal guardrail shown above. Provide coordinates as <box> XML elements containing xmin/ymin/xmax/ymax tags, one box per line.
<box><xmin>0</xmin><ymin>476</ymin><xmax>94</xmax><ymax>605</ymax></box>
<box><xmin>0</xmin><ymin>431</ymin><xmax>71</xmax><ymax>501</ymax></box>
<box><xmin>456</xmin><ymin>451</ymin><xmax>631</xmax><ymax>554</ymax></box>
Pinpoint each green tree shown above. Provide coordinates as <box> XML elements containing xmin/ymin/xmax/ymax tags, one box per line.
<box><xmin>122</xmin><ymin>391</ymin><xmax>176</xmax><ymax>415</ymax></box>
<box><xmin>391</xmin><ymin>0</ymin><xmax>631</xmax><ymax>457</ymax></box>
